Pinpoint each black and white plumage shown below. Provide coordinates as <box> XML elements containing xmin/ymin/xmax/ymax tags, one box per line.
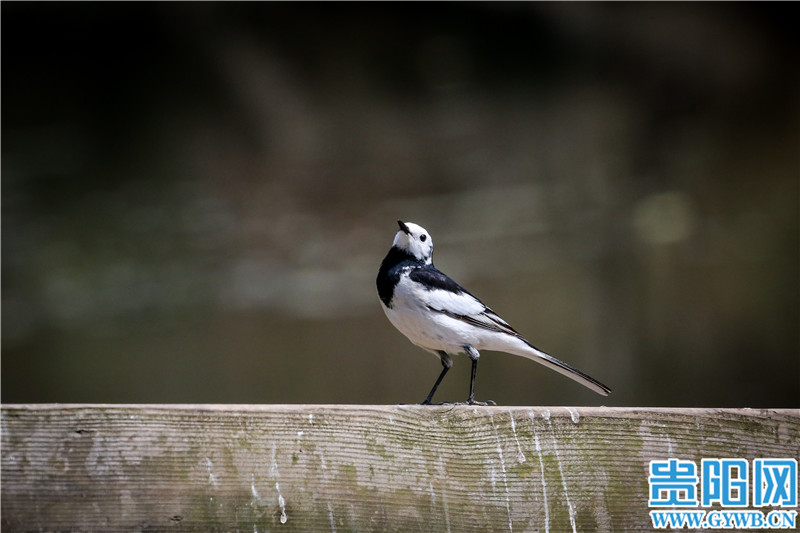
<box><xmin>377</xmin><ymin>220</ymin><xmax>611</xmax><ymax>405</ymax></box>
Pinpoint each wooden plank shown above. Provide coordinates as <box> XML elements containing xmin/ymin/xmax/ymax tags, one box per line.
<box><xmin>2</xmin><ymin>405</ymin><xmax>798</xmax><ymax>532</ymax></box>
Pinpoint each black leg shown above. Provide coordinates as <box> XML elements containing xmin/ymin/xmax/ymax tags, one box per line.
<box><xmin>422</xmin><ymin>352</ymin><xmax>452</xmax><ymax>405</ymax></box>
<box><xmin>468</xmin><ymin>357</ymin><xmax>478</xmax><ymax>403</ymax></box>
<box><xmin>464</xmin><ymin>345</ymin><xmax>495</xmax><ymax>406</ymax></box>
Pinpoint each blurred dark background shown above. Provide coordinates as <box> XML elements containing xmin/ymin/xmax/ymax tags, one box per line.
<box><xmin>2</xmin><ymin>3</ymin><xmax>798</xmax><ymax>407</ymax></box>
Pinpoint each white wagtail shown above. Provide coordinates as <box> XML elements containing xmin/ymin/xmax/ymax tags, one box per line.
<box><xmin>377</xmin><ymin>220</ymin><xmax>611</xmax><ymax>405</ymax></box>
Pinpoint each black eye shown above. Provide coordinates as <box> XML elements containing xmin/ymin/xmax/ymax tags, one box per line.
<box><xmin>420</xmin><ymin>234</ymin><xmax>427</xmax><ymax>242</ymax></box>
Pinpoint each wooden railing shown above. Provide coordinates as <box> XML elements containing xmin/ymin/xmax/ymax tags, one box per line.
<box><xmin>2</xmin><ymin>405</ymin><xmax>798</xmax><ymax>531</ymax></box>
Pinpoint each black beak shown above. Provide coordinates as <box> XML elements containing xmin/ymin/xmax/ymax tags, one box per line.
<box><xmin>397</xmin><ymin>220</ymin><xmax>411</xmax><ymax>234</ymax></box>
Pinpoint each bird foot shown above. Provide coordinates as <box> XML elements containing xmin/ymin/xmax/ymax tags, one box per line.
<box><xmin>441</xmin><ymin>399</ymin><xmax>497</xmax><ymax>406</ymax></box>
<box><xmin>420</xmin><ymin>399</ymin><xmax>497</xmax><ymax>406</ymax></box>
<box><xmin>466</xmin><ymin>399</ymin><xmax>496</xmax><ymax>406</ymax></box>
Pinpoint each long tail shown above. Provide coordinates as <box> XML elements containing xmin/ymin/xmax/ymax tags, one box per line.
<box><xmin>510</xmin><ymin>339</ymin><xmax>611</xmax><ymax>396</ymax></box>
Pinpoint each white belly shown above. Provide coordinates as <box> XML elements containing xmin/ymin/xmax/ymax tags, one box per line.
<box><xmin>382</xmin><ymin>276</ymin><xmax>485</xmax><ymax>355</ymax></box>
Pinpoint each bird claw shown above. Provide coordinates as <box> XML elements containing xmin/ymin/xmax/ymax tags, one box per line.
<box><xmin>437</xmin><ymin>399</ymin><xmax>497</xmax><ymax>406</ymax></box>
<box><xmin>420</xmin><ymin>399</ymin><xmax>497</xmax><ymax>406</ymax></box>
<box><xmin>466</xmin><ymin>399</ymin><xmax>496</xmax><ymax>406</ymax></box>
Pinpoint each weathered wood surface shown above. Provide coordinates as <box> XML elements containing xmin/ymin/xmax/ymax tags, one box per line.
<box><xmin>1</xmin><ymin>405</ymin><xmax>797</xmax><ymax>532</ymax></box>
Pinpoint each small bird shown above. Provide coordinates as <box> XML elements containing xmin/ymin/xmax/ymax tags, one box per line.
<box><xmin>377</xmin><ymin>220</ymin><xmax>611</xmax><ymax>405</ymax></box>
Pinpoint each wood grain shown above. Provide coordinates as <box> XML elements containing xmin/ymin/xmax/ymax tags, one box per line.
<box><xmin>2</xmin><ymin>405</ymin><xmax>798</xmax><ymax>532</ymax></box>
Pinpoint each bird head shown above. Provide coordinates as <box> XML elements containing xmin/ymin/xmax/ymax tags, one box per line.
<box><xmin>393</xmin><ymin>220</ymin><xmax>433</xmax><ymax>263</ymax></box>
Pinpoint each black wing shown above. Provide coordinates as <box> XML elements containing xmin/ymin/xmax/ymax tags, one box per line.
<box><xmin>427</xmin><ymin>305</ymin><xmax>524</xmax><ymax>338</ymax></box>
<box><xmin>408</xmin><ymin>265</ymin><xmax>469</xmax><ymax>295</ymax></box>
<box><xmin>410</xmin><ymin>265</ymin><xmax>524</xmax><ymax>338</ymax></box>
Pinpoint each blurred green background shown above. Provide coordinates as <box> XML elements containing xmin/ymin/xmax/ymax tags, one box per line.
<box><xmin>2</xmin><ymin>3</ymin><xmax>797</xmax><ymax>407</ymax></box>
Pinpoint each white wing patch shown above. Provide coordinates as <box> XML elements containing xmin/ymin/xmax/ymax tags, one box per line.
<box><xmin>428</xmin><ymin>305</ymin><xmax>522</xmax><ymax>338</ymax></box>
<box><xmin>420</xmin><ymin>284</ymin><xmax>523</xmax><ymax>339</ymax></box>
<box><xmin>423</xmin><ymin>287</ymin><xmax>486</xmax><ymax>317</ymax></box>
